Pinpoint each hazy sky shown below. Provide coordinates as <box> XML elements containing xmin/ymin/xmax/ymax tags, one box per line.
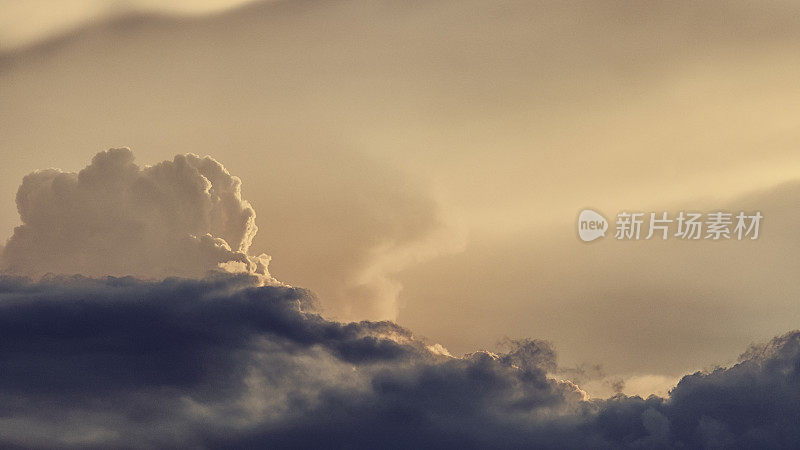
<box><xmin>0</xmin><ymin>0</ymin><xmax>263</xmax><ymax>50</ymax></box>
<box><xmin>2</xmin><ymin>0</ymin><xmax>800</xmax><ymax>398</ymax></box>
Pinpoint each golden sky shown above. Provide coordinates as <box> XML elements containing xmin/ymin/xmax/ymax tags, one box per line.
<box><xmin>2</xmin><ymin>0</ymin><xmax>800</xmax><ymax>397</ymax></box>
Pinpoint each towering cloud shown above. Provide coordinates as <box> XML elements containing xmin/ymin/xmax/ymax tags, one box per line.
<box><xmin>0</xmin><ymin>148</ymin><xmax>458</xmax><ymax>322</ymax></box>
<box><xmin>1</xmin><ymin>148</ymin><xmax>273</xmax><ymax>281</ymax></box>
<box><xmin>0</xmin><ymin>149</ymin><xmax>798</xmax><ymax>447</ymax></box>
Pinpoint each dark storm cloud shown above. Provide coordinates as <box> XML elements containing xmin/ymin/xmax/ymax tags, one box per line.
<box><xmin>225</xmin><ymin>330</ymin><xmax>800</xmax><ymax>449</ymax></box>
<box><xmin>1</xmin><ymin>274</ymin><xmax>800</xmax><ymax>448</ymax></box>
<box><xmin>0</xmin><ymin>274</ymin><xmax>416</xmax><ymax>393</ymax></box>
<box><xmin>0</xmin><ymin>274</ymin><xmax>433</xmax><ymax>447</ymax></box>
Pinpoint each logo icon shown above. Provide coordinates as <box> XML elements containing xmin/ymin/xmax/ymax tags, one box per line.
<box><xmin>578</xmin><ymin>209</ymin><xmax>608</xmax><ymax>242</ymax></box>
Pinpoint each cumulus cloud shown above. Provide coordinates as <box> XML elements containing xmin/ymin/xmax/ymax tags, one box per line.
<box><xmin>0</xmin><ymin>146</ymin><xmax>459</xmax><ymax>322</ymax></box>
<box><xmin>0</xmin><ymin>274</ymin><xmax>799</xmax><ymax>448</ymax></box>
<box><xmin>0</xmin><ymin>274</ymin><xmax>581</xmax><ymax>447</ymax></box>
<box><xmin>1</xmin><ymin>148</ymin><xmax>274</xmax><ymax>281</ymax></box>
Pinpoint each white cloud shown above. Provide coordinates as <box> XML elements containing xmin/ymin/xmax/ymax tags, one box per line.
<box><xmin>1</xmin><ymin>148</ymin><xmax>275</xmax><ymax>281</ymax></box>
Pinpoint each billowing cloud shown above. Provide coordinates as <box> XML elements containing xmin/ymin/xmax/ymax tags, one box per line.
<box><xmin>1</xmin><ymin>274</ymin><xmax>799</xmax><ymax>448</ymax></box>
<box><xmin>0</xmin><ymin>274</ymin><xmax>578</xmax><ymax>447</ymax></box>
<box><xmin>1</xmin><ymin>148</ymin><xmax>274</xmax><ymax>281</ymax></box>
<box><xmin>0</xmin><ymin>148</ymin><xmax>459</xmax><ymax>321</ymax></box>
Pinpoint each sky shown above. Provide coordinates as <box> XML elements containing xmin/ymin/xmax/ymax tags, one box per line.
<box><xmin>1</xmin><ymin>1</ymin><xmax>800</xmax><ymax>447</ymax></box>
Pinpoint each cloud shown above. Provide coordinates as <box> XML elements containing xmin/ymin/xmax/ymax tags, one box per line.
<box><xmin>1</xmin><ymin>148</ymin><xmax>274</xmax><ymax>281</ymax></box>
<box><xmin>0</xmin><ymin>274</ymin><xmax>428</xmax><ymax>447</ymax></box>
<box><xmin>400</xmin><ymin>178</ymin><xmax>800</xmax><ymax>382</ymax></box>
<box><xmin>251</xmin><ymin>145</ymin><xmax>464</xmax><ymax>322</ymax></box>
<box><xmin>0</xmin><ymin>274</ymin><xmax>799</xmax><ymax>448</ymax></box>
<box><xmin>0</xmin><ymin>0</ymin><xmax>263</xmax><ymax>51</ymax></box>
<box><xmin>0</xmin><ymin>274</ymin><xmax>580</xmax><ymax>447</ymax></box>
<box><xmin>0</xmin><ymin>148</ymin><xmax>460</xmax><ymax>321</ymax></box>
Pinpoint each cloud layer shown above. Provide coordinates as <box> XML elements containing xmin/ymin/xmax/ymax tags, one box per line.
<box><xmin>1</xmin><ymin>148</ymin><xmax>273</xmax><ymax>281</ymax></box>
<box><xmin>0</xmin><ymin>273</ymin><xmax>799</xmax><ymax>448</ymax></box>
<box><xmin>0</xmin><ymin>0</ymin><xmax>261</xmax><ymax>51</ymax></box>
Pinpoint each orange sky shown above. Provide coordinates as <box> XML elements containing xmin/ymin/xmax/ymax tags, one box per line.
<box><xmin>2</xmin><ymin>0</ymin><xmax>800</xmax><ymax>397</ymax></box>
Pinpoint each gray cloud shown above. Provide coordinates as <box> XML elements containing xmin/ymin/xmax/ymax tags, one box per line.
<box><xmin>1</xmin><ymin>274</ymin><xmax>799</xmax><ymax>448</ymax></box>
<box><xmin>1</xmin><ymin>148</ymin><xmax>273</xmax><ymax>281</ymax></box>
